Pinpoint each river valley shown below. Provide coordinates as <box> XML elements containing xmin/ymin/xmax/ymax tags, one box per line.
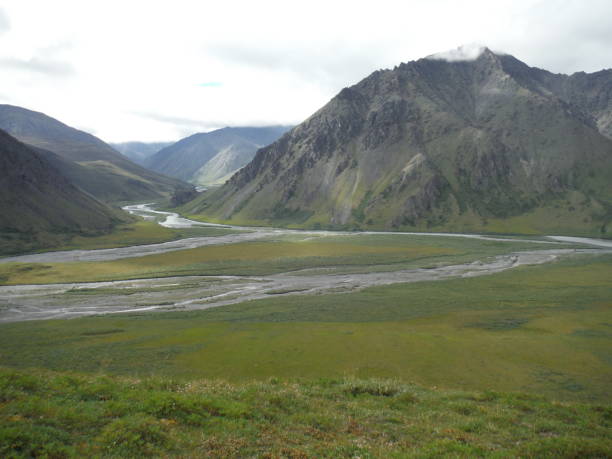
<box><xmin>0</xmin><ymin>204</ymin><xmax>610</xmax><ymax>322</ymax></box>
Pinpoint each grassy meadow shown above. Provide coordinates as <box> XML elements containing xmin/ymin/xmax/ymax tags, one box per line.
<box><xmin>0</xmin><ymin>218</ymin><xmax>241</xmax><ymax>259</ymax></box>
<box><xmin>56</xmin><ymin>220</ymin><xmax>239</xmax><ymax>251</ymax></box>
<box><xmin>0</xmin><ymin>233</ymin><xmax>566</xmax><ymax>285</ymax></box>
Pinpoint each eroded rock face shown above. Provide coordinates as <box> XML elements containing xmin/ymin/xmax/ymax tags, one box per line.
<box><xmin>186</xmin><ymin>48</ymin><xmax>612</xmax><ymax>235</ymax></box>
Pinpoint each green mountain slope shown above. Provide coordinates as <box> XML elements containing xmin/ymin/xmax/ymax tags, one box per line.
<box><xmin>0</xmin><ymin>130</ymin><xmax>129</xmax><ymax>255</ymax></box>
<box><xmin>183</xmin><ymin>49</ymin><xmax>612</xmax><ymax>236</ymax></box>
<box><xmin>146</xmin><ymin>126</ymin><xmax>291</xmax><ymax>185</ymax></box>
<box><xmin>0</xmin><ymin>105</ymin><xmax>192</xmax><ymax>203</ymax></box>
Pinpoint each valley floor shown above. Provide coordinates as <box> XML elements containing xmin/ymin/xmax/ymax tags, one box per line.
<box><xmin>0</xmin><ymin>204</ymin><xmax>610</xmax><ymax>456</ymax></box>
<box><xmin>0</xmin><ymin>205</ymin><xmax>607</xmax><ymax>322</ymax></box>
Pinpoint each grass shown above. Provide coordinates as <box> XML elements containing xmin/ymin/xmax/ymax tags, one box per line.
<box><xmin>57</xmin><ymin>220</ymin><xmax>177</xmax><ymax>250</ymax></box>
<box><xmin>0</xmin><ymin>233</ymin><xmax>567</xmax><ymax>285</ymax></box>
<box><xmin>0</xmin><ymin>218</ymin><xmax>242</xmax><ymax>260</ymax></box>
<box><xmin>56</xmin><ymin>220</ymin><xmax>239</xmax><ymax>251</ymax></box>
<box><xmin>0</xmin><ymin>367</ymin><xmax>610</xmax><ymax>458</ymax></box>
<box><xmin>1</xmin><ymin>254</ymin><xmax>610</xmax><ymax>403</ymax></box>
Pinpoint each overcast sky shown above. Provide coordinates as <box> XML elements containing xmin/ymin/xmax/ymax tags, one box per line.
<box><xmin>0</xmin><ymin>0</ymin><xmax>611</xmax><ymax>143</ymax></box>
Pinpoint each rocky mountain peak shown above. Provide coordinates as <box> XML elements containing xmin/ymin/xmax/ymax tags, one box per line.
<box><xmin>185</xmin><ymin>49</ymin><xmax>612</xmax><ymax>236</ymax></box>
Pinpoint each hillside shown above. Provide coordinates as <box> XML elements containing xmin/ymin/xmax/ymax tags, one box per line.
<box><xmin>0</xmin><ymin>130</ymin><xmax>129</xmax><ymax>255</ymax></box>
<box><xmin>110</xmin><ymin>141</ymin><xmax>172</xmax><ymax>165</ymax></box>
<box><xmin>145</xmin><ymin>126</ymin><xmax>291</xmax><ymax>185</ymax></box>
<box><xmin>0</xmin><ymin>105</ymin><xmax>193</xmax><ymax>203</ymax></box>
<box><xmin>183</xmin><ymin>48</ymin><xmax>612</xmax><ymax>236</ymax></box>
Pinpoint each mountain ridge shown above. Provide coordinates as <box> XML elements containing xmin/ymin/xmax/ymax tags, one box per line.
<box><xmin>181</xmin><ymin>48</ymin><xmax>612</xmax><ymax>236</ymax></box>
<box><xmin>110</xmin><ymin>141</ymin><xmax>172</xmax><ymax>165</ymax></box>
<box><xmin>145</xmin><ymin>126</ymin><xmax>292</xmax><ymax>185</ymax></box>
<box><xmin>0</xmin><ymin>104</ymin><xmax>193</xmax><ymax>203</ymax></box>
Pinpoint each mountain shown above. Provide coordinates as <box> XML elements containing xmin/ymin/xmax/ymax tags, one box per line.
<box><xmin>110</xmin><ymin>141</ymin><xmax>172</xmax><ymax>165</ymax></box>
<box><xmin>145</xmin><ymin>126</ymin><xmax>291</xmax><ymax>185</ymax></box>
<box><xmin>0</xmin><ymin>105</ymin><xmax>193</xmax><ymax>203</ymax></box>
<box><xmin>181</xmin><ymin>48</ymin><xmax>612</xmax><ymax>236</ymax></box>
<box><xmin>0</xmin><ymin>129</ymin><xmax>129</xmax><ymax>255</ymax></box>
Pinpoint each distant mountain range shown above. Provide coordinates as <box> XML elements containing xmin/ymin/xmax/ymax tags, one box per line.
<box><xmin>0</xmin><ymin>105</ymin><xmax>192</xmax><ymax>203</ymax></box>
<box><xmin>145</xmin><ymin>126</ymin><xmax>291</xmax><ymax>186</ymax></box>
<box><xmin>110</xmin><ymin>141</ymin><xmax>172</xmax><ymax>165</ymax></box>
<box><xmin>182</xmin><ymin>48</ymin><xmax>612</xmax><ymax>236</ymax></box>
<box><xmin>0</xmin><ymin>129</ymin><xmax>129</xmax><ymax>255</ymax></box>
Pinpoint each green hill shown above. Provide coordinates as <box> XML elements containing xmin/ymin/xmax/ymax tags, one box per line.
<box><xmin>0</xmin><ymin>130</ymin><xmax>129</xmax><ymax>254</ymax></box>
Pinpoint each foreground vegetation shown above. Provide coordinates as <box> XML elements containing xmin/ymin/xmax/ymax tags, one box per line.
<box><xmin>1</xmin><ymin>367</ymin><xmax>610</xmax><ymax>458</ymax></box>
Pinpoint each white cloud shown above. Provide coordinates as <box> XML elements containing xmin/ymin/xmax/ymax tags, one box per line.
<box><xmin>0</xmin><ymin>8</ymin><xmax>9</xmax><ymax>34</ymax></box>
<box><xmin>0</xmin><ymin>0</ymin><xmax>610</xmax><ymax>142</ymax></box>
<box><xmin>0</xmin><ymin>56</ymin><xmax>74</xmax><ymax>76</ymax></box>
<box><xmin>426</xmin><ymin>44</ymin><xmax>488</xmax><ymax>62</ymax></box>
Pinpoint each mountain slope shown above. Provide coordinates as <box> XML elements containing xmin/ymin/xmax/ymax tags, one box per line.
<box><xmin>192</xmin><ymin>140</ymin><xmax>265</xmax><ymax>185</ymax></box>
<box><xmin>0</xmin><ymin>105</ymin><xmax>192</xmax><ymax>203</ymax></box>
<box><xmin>495</xmin><ymin>55</ymin><xmax>612</xmax><ymax>139</ymax></box>
<box><xmin>0</xmin><ymin>130</ymin><xmax>129</xmax><ymax>255</ymax></box>
<box><xmin>145</xmin><ymin>126</ymin><xmax>291</xmax><ymax>185</ymax></box>
<box><xmin>183</xmin><ymin>48</ymin><xmax>612</xmax><ymax>236</ymax></box>
<box><xmin>110</xmin><ymin>141</ymin><xmax>172</xmax><ymax>165</ymax></box>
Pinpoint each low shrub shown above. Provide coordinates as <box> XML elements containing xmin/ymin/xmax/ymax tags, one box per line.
<box><xmin>96</xmin><ymin>415</ymin><xmax>173</xmax><ymax>456</ymax></box>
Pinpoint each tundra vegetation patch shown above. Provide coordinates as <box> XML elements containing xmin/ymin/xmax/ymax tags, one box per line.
<box><xmin>0</xmin><ymin>367</ymin><xmax>610</xmax><ymax>458</ymax></box>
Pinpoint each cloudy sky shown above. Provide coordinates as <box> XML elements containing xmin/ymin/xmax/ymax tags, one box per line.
<box><xmin>0</xmin><ymin>0</ymin><xmax>611</xmax><ymax>142</ymax></box>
